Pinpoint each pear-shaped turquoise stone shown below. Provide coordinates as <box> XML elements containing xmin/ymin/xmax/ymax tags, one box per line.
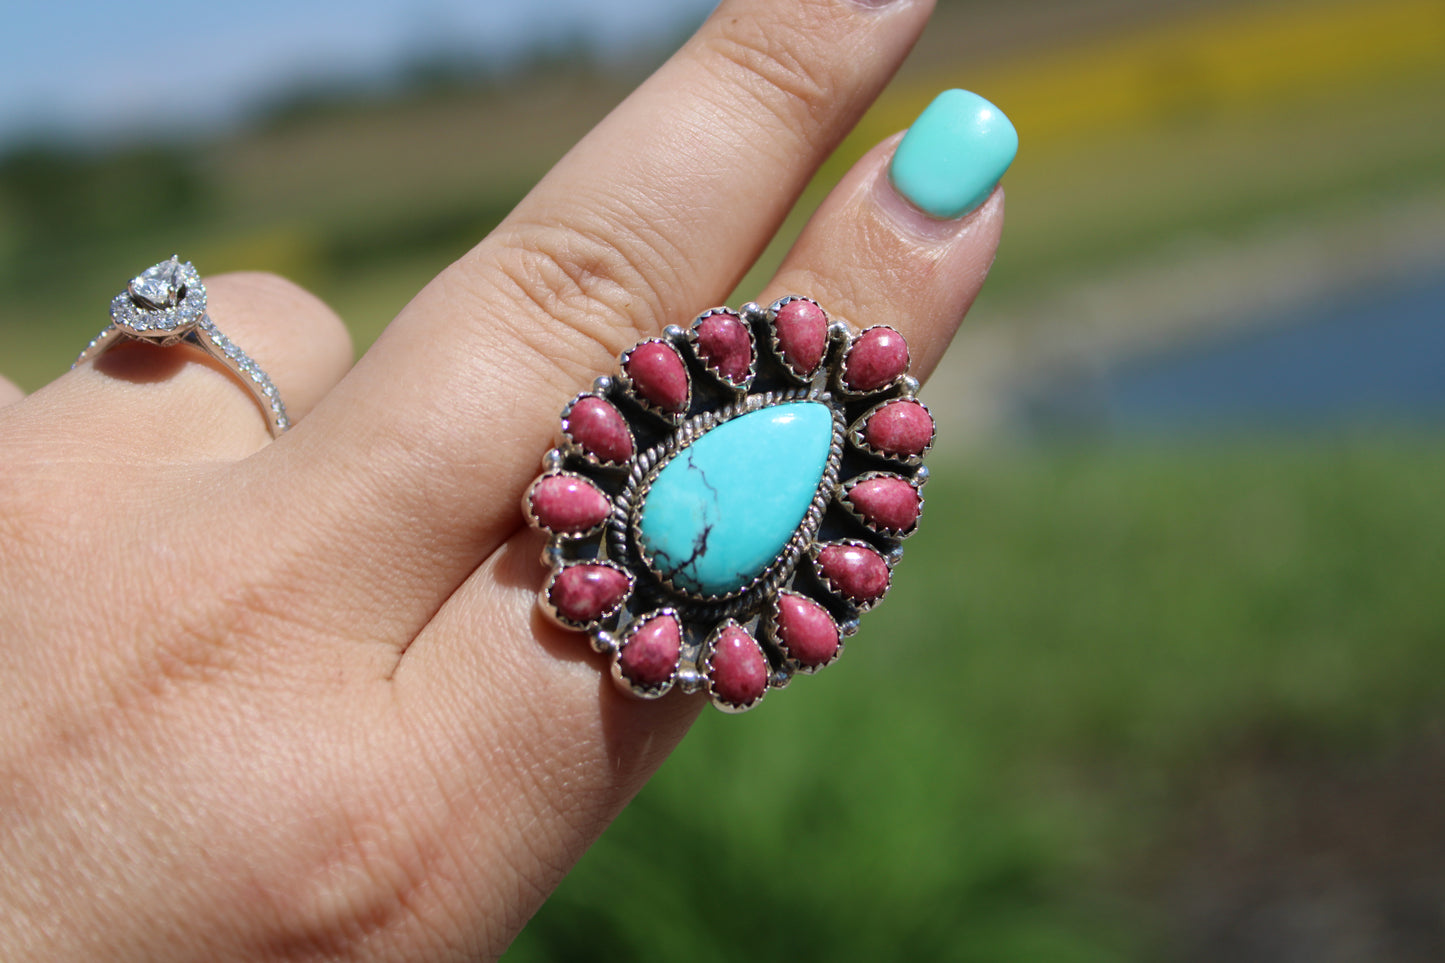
<box><xmin>638</xmin><ymin>401</ymin><xmax>833</xmax><ymax>596</ymax></box>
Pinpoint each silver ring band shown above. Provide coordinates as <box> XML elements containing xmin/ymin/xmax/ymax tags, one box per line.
<box><xmin>74</xmin><ymin>256</ymin><xmax>290</xmax><ymax>437</ymax></box>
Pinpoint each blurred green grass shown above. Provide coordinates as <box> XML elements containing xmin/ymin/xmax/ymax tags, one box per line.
<box><xmin>507</xmin><ymin>439</ymin><xmax>1445</xmax><ymax>961</ymax></box>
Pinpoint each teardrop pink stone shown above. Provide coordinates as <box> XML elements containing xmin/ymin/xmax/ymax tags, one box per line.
<box><xmin>529</xmin><ymin>474</ymin><xmax>611</xmax><ymax>534</ymax></box>
<box><xmin>709</xmin><ymin>624</ymin><xmax>769</xmax><ymax>706</ymax></box>
<box><xmin>863</xmin><ymin>400</ymin><xmax>934</xmax><ymax>457</ymax></box>
<box><xmin>549</xmin><ymin>564</ymin><xmax>631</xmax><ymax>623</ymax></box>
<box><xmin>844</xmin><ymin>326</ymin><xmax>910</xmax><ymax>392</ymax></box>
<box><xmin>694</xmin><ymin>312</ymin><xmax>753</xmax><ymax>383</ymax></box>
<box><xmin>773</xmin><ymin>299</ymin><xmax>828</xmax><ymax>375</ymax></box>
<box><xmin>566</xmin><ymin>396</ymin><xmax>633</xmax><ymax>463</ymax></box>
<box><xmin>625</xmin><ymin>342</ymin><xmax>689</xmax><ymax>412</ymax></box>
<box><xmin>775</xmin><ymin>594</ymin><xmax>840</xmax><ymax>668</ymax></box>
<box><xmin>846</xmin><ymin>476</ymin><xmax>921</xmax><ymax>533</ymax></box>
<box><xmin>817</xmin><ymin>544</ymin><xmax>890</xmax><ymax>604</ymax></box>
<box><xmin>620</xmin><ymin>612</ymin><xmax>681</xmax><ymax>687</ymax></box>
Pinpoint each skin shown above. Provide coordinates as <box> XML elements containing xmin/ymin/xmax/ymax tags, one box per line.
<box><xmin>0</xmin><ymin>0</ymin><xmax>1004</xmax><ymax>959</ymax></box>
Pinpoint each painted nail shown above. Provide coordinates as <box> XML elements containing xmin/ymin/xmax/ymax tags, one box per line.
<box><xmin>889</xmin><ymin>89</ymin><xmax>1018</xmax><ymax>220</ymax></box>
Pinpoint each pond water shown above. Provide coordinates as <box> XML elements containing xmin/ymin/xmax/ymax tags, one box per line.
<box><xmin>1011</xmin><ymin>268</ymin><xmax>1445</xmax><ymax>439</ymax></box>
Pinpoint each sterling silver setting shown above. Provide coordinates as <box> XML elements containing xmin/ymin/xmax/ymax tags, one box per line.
<box><xmin>523</xmin><ymin>296</ymin><xmax>934</xmax><ymax>712</ymax></box>
<box><xmin>75</xmin><ymin>256</ymin><xmax>290</xmax><ymax>436</ymax></box>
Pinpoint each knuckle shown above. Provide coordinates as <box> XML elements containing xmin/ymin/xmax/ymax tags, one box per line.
<box><xmin>262</xmin><ymin>813</ymin><xmax>464</xmax><ymax>960</ymax></box>
<box><xmin>243</xmin><ymin>798</ymin><xmax>467</xmax><ymax>961</ymax></box>
<box><xmin>116</xmin><ymin>580</ymin><xmax>263</xmax><ymax>704</ymax></box>
<box><xmin>703</xmin><ymin>8</ymin><xmax>838</xmax><ymax>128</ymax></box>
<box><xmin>136</xmin><ymin>595</ymin><xmax>250</xmax><ymax>695</ymax></box>
<box><xmin>121</xmin><ymin>555</ymin><xmax>327</xmax><ymax>703</ymax></box>
<box><xmin>481</xmin><ymin>210</ymin><xmax>676</xmax><ymax>374</ymax></box>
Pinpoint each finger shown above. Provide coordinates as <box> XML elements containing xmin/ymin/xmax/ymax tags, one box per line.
<box><xmin>762</xmin><ymin>101</ymin><xmax>1014</xmax><ymax>382</ymax></box>
<box><xmin>390</xmin><ymin>531</ymin><xmax>704</xmax><ymax>957</ymax></box>
<box><xmin>16</xmin><ymin>272</ymin><xmax>352</xmax><ymax>461</ymax></box>
<box><xmin>273</xmin><ymin>0</ymin><xmax>940</xmax><ymax>623</ymax></box>
<box><xmin>384</xmin><ymin>94</ymin><xmax>1016</xmax><ymax>942</ymax></box>
<box><xmin>422</xmin><ymin>0</ymin><xmax>939</xmax><ymax>370</ymax></box>
<box><xmin>0</xmin><ymin>374</ymin><xmax>22</xmax><ymax>407</ymax></box>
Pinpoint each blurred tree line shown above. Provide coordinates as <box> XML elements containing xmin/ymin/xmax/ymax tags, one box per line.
<box><xmin>0</xmin><ymin>143</ymin><xmax>207</xmax><ymax>276</ymax></box>
<box><xmin>0</xmin><ymin>34</ymin><xmax>620</xmax><ymax>299</ymax></box>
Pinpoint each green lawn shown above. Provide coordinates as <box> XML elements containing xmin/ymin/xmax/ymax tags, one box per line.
<box><xmin>506</xmin><ymin>439</ymin><xmax>1445</xmax><ymax>961</ymax></box>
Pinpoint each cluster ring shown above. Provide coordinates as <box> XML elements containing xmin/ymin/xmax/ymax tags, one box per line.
<box><xmin>524</xmin><ymin>295</ymin><xmax>935</xmax><ymax>713</ymax></box>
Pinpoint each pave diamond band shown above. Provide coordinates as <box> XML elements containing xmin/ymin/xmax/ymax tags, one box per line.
<box><xmin>74</xmin><ymin>256</ymin><xmax>290</xmax><ymax>437</ymax></box>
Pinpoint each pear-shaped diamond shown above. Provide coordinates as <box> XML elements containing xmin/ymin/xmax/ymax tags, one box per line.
<box><xmin>128</xmin><ymin>259</ymin><xmax>187</xmax><ymax>309</ymax></box>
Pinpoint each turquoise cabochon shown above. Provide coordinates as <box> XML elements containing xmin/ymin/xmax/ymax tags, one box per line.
<box><xmin>637</xmin><ymin>401</ymin><xmax>834</xmax><ymax>596</ymax></box>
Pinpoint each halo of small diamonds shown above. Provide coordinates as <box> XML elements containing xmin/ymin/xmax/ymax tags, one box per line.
<box><xmin>110</xmin><ymin>257</ymin><xmax>206</xmax><ymax>339</ymax></box>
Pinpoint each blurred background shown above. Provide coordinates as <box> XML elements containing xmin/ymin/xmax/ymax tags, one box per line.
<box><xmin>3</xmin><ymin>0</ymin><xmax>1444</xmax><ymax>958</ymax></box>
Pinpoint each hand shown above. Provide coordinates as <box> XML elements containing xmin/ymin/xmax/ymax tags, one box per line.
<box><xmin>0</xmin><ymin>0</ymin><xmax>1011</xmax><ymax>959</ymax></box>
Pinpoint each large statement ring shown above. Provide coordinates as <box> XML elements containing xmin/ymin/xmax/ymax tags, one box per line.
<box><xmin>75</xmin><ymin>256</ymin><xmax>290</xmax><ymax>436</ymax></box>
<box><xmin>524</xmin><ymin>297</ymin><xmax>934</xmax><ymax>713</ymax></box>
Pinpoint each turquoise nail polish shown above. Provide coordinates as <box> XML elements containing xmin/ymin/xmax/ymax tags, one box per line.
<box><xmin>889</xmin><ymin>89</ymin><xmax>1018</xmax><ymax>220</ymax></box>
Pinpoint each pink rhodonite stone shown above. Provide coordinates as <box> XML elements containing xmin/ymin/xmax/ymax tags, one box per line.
<box><xmin>863</xmin><ymin>400</ymin><xmax>934</xmax><ymax>457</ymax></box>
<box><xmin>620</xmin><ymin>613</ymin><xmax>681</xmax><ymax>687</ymax></box>
<box><xmin>844</xmin><ymin>326</ymin><xmax>910</xmax><ymax>392</ymax></box>
<box><xmin>775</xmin><ymin>593</ymin><xmax>840</xmax><ymax>668</ymax></box>
<box><xmin>529</xmin><ymin>474</ymin><xmax>610</xmax><ymax>534</ymax></box>
<box><xmin>846</xmin><ymin>476</ymin><xmax>921</xmax><ymax>533</ymax></box>
<box><xmin>773</xmin><ymin>299</ymin><xmax>828</xmax><ymax>375</ymax></box>
<box><xmin>694</xmin><ymin>312</ymin><xmax>753</xmax><ymax>383</ymax></box>
<box><xmin>709</xmin><ymin>624</ymin><xmax>769</xmax><ymax>706</ymax></box>
<box><xmin>549</xmin><ymin>564</ymin><xmax>631</xmax><ymax>624</ymax></box>
<box><xmin>566</xmin><ymin>396</ymin><xmax>633</xmax><ymax>463</ymax></box>
<box><xmin>817</xmin><ymin>544</ymin><xmax>890</xmax><ymax>604</ymax></box>
<box><xmin>625</xmin><ymin>341</ymin><xmax>689</xmax><ymax>412</ymax></box>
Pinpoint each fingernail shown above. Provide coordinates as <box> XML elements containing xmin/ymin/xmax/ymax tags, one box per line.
<box><xmin>889</xmin><ymin>89</ymin><xmax>1018</xmax><ymax>220</ymax></box>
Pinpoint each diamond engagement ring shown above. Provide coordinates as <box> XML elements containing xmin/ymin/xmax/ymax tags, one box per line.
<box><xmin>524</xmin><ymin>296</ymin><xmax>933</xmax><ymax>713</ymax></box>
<box><xmin>75</xmin><ymin>256</ymin><xmax>290</xmax><ymax>436</ymax></box>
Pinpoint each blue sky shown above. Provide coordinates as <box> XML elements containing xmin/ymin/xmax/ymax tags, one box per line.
<box><xmin>0</xmin><ymin>0</ymin><xmax>717</xmax><ymax>144</ymax></box>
